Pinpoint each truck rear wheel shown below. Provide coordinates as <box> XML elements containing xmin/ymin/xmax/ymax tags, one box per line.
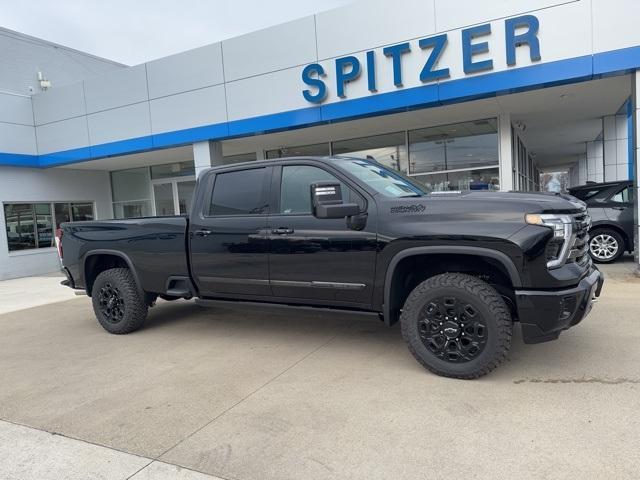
<box><xmin>91</xmin><ymin>268</ymin><xmax>148</xmax><ymax>334</ymax></box>
<box><xmin>400</xmin><ymin>273</ymin><xmax>512</xmax><ymax>379</ymax></box>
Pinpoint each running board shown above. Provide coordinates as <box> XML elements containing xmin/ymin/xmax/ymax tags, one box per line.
<box><xmin>195</xmin><ymin>297</ymin><xmax>382</xmax><ymax>319</ymax></box>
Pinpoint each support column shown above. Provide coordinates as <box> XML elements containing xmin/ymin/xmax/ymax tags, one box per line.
<box><xmin>192</xmin><ymin>141</ymin><xmax>223</xmax><ymax>178</ymax></box>
<box><xmin>498</xmin><ymin>113</ymin><xmax>514</xmax><ymax>191</ymax></box>
<box><xmin>603</xmin><ymin>111</ymin><xmax>630</xmax><ymax>181</ymax></box>
<box><xmin>256</xmin><ymin>149</ymin><xmax>265</xmax><ymax>160</ymax></box>
<box><xmin>577</xmin><ymin>153</ymin><xmax>588</xmax><ymax>185</ymax></box>
<box><xmin>632</xmin><ymin>71</ymin><xmax>639</xmax><ymax>274</ymax></box>
<box><xmin>585</xmin><ymin>140</ymin><xmax>604</xmax><ymax>183</ymax></box>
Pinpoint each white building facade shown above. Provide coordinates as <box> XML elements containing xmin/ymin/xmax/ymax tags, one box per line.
<box><xmin>1</xmin><ymin>0</ymin><xmax>639</xmax><ymax>279</ymax></box>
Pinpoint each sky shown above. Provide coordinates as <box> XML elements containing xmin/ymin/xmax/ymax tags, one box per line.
<box><xmin>0</xmin><ymin>0</ymin><xmax>355</xmax><ymax>65</ymax></box>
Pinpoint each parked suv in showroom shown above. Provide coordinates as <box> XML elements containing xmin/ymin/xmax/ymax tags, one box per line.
<box><xmin>568</xmin><ymin>180</ymin><xmax>635</xmax><ymax>263</ymax></box>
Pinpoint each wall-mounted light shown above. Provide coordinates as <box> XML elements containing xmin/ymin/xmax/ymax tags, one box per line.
<box><xmin>37</xmin><ymin>71</ymin><xmax>51</xmax><ymax>91</ymax></box>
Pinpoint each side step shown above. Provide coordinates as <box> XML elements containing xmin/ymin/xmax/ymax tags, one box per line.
<box><xmin>164</xmin><ymin>276</ymin><xmax>196</xmax><ymax>299</ymax></box>
<box><xmin>166</xmin><ymin>288</ymin><xmax>192</xmax><ymax>298</ymax></box>
<box><xmin>195</xmin><ymin>297</ymin><xmax>382</xmax><ymax>320</ymax></box>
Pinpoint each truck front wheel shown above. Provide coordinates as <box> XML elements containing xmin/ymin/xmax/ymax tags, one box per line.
<box><xmin>400</xmin><ymin>273</ymin><xmax>512</xmax><ymax>379</ymax></box>
<box><xmin>91</xmin><ymin>268</ymin><xmax>148</xmax><ymax>334</ymax></box>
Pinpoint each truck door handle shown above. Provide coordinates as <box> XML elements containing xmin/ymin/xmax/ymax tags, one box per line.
<box><xmin>271</xmin><ymin>227</ymin><xmax>294</xmax><ymax>235</ymax></box>
<box><xmin>194</xmin><ymin>229</ymin><xmax>212</xmax><ymax>237</ymax></box>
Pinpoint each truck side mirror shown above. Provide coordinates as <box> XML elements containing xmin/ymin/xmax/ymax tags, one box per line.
<box><xmin>310</xmin><ymin>182</ymin><xmax>359</xmax><ymax>219</ymax></box>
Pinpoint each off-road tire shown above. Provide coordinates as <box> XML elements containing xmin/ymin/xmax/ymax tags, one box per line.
<box><xmin>400</xmin><ymin>273</ymin><xmax>512</xmax><ymax>379</ymax></box>
<box><xmin>91</xmin><ymin>268</ymin><xmax>148</xmax><ymax>334</ymax></box>
<box><xmin>588</xmin><ymin>228</ymin><xmax>625</xmax><ymax>264</ymax></box>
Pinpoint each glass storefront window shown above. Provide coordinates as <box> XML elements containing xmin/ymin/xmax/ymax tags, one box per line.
<box><xmin>223</xmin><ymin>152</ymin><xmax>257</xmax><ymax>164</ymax></box>
<box><xmin>113</xmin><ymin>163</ymin><xmax>199</xmax><ymax>217</ymax></box>
<box><xmin>413</xmin><ymin>167</ymin><xmax>500</xmax><ymax>192</ymax></box>
<box><xmin>70</xmin><ymin>203</ymin><xmax>94</xmax><ymax>222</ymax></box>
<box><xmin>266</xmin><ymin>143</ymin><xmax>330</xmax><ymax>159</ymax></box>
<box><xmin>150</xmin><ymin>161</ymin><xmax>195</xmax><ymax>179</ymax></box>
<box><xmin>35</xmin><ymin>203</ymin><xmax>53</xmax><ymax>248</ymax></box>
<box><xmin>408</xmin><ymin>119</ymin><xmax>498</xmax><ymax>175</ymax></box>
<box><xmin>54</xmin><ymin>202</ymin><xmax>95</xmax><ymax>228</ymax></box>
<box><xmin>153</xmin><ymin>183</ymin><xmax>175</xmax><ymax>216</ymax></box>
<box><xmin>332</xmin><ymin>132</ymin><xmax>408</xmax><ymax>174</ymax></box>
<box><xmin>113</xmin><ymin>201</ymin><xmax>150</xmax><ymax>219</ymax></box>
<box><xmin>177</xmin><ymin>181</ymin><xmax>196</xmax><ymax>214</ymax></box>
<box><xmin>111</xmin><ymin>167</ymin><xmax>152</xmax><ymax>219</ymax></box>
<box><xmin>54</xmin><ymin>203</ymin><xmax>70</xmax><ymax>229</ymax></box>
<box><xmin>4</xmin><ymin>203</ymin><xmax>53</xmax><ymax>251</ymax></box>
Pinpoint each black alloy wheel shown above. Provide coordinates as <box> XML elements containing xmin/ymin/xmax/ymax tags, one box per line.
<box><xmin>91</xmin><ymin>268</ymin><xmax>148</xmax><ymax>334</ymax></box>
<box><xmin>401</xmin><ymin>273</ymin><xmax>512</xmax><ymax>379</ymax></box>
<box><xmin>98</xmin><ymin>282</ymin><xmax>125</xmax><ymax>324</ymax></box>
<box><xmin>418</xmin><ymin>296</ymin><xmax>488</xmax><ymax>363</ymax></box>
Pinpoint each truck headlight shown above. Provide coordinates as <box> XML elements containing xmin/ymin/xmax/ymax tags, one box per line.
<box><xmin>525</xmin><ymin>213</ymin><xmax>574</xmax><ymax>268</ymax></box>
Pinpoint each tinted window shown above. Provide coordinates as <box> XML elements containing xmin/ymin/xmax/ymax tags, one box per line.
<box><xmin>209</xmin><ymin>168</ymin><xmax>268</xmax><ymax>216</ymax></box>
<box><xmin>280</xmin><ymin>165</ymin><xmax>361</xmax><ymax>214</ymax></box>
<box><xmin>611</xmin><ymin>186</ymin><xmax>632</xmax><ymax>203</ymax></box>
<box><xmin>571</xmin><ymin>188</ymin><xmax>605</xmax><ymax>200</ymax></box>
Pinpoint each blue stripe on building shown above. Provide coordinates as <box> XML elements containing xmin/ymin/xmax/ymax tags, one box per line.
<box><xmin>2</xmin><ymin>45</ymin><xmax>640</xmax><ymax>169</ymax></box>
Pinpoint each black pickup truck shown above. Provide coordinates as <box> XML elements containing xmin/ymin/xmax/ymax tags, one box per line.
<box><xmin>59</xmin><ymin>157</ymin><xmax>603</xmax><ymax>379</ymax></box>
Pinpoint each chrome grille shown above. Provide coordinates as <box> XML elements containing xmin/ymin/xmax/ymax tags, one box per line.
<box><xmin>567</xmin><ymin>210</ymin><xmax>591</xmax><ymax>266</ymax></box>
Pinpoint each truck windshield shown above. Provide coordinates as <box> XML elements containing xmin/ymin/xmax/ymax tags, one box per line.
<box><xmin>336</xmin><ymin>158</ymin><xmax>427</xmax><ymax>197</ymax></box>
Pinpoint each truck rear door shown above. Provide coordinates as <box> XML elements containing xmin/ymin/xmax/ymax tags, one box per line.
<box><xmin>189</xmin><ymin>166</ymin><xmax>272</xmax><ymax>297</ymax></box>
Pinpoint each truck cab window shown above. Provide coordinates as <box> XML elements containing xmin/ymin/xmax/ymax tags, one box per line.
<box><xmin>209</xmin><ymin>168</ymin><xmax>268</xmax><ymax>216</ymax></box>
<box><xmin>280</xmin><ymin>165</ymin><xmax>362</xmax><ymax>214</ymax></box>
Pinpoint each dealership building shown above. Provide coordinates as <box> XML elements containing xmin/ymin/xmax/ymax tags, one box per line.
<box><xmin>1</xmin><ymin>0</ymin><xmax>639</xmax><ymax>279</ymax></box>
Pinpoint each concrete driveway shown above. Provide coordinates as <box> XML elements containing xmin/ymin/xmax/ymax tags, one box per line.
<box><xmin>1</xmin><ymin>259</ymin><xmax>639</xmax><ymax>479</ymax></box>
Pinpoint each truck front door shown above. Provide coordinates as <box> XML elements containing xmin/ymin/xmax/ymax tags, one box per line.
<box><xmin>267</xmin><ymin>163</ymin><xmax>377</xmax><ymax>306</ymax></box>
<box><xmin>189</xmin><ymin>166</ymin><xmax>271</xmax><ymax>297</ymax></box>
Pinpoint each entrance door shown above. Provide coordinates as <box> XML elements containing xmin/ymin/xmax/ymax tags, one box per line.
<box><xmin>267</xmin><ymin>163</ymin><xmax>377</xmax><ymax>306</ymax></box>
<box><xmin>152</xmin><ymin>178</ymin><xmax>197</xmax><ymax>216</ymax></box>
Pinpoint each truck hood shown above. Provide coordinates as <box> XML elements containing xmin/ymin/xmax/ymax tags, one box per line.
<box><xmin>378</xmin><ymin>190</ymin><xmax>586</xmax><ymax>234</ymax></box>
<box><xmin>439</xmin><ymin>190</ymin><xmax>586</xmax><ymax>213</ymax></box>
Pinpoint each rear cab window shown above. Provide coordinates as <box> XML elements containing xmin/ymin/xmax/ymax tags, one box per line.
<box><xmin>209</xmin><ymin>167</ymin><xmax>269</xmax><ymax>216</ymax></box>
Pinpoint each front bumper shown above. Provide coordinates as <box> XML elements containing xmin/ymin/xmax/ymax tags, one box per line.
<box><xmin>515</xmin><ymin>267</ymin><xmax>603</xmax><ymax>344</ymax></box>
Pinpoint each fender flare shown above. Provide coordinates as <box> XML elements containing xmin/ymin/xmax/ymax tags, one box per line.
<box><xmin>82</xmin><ymin>249</ymin><xmax>144</xmax><ymax>297</ymax></box>
<box><xmin>382</xmin><ymin>246</ymin><xmax>522</xmax><ymax>326</ymax></box>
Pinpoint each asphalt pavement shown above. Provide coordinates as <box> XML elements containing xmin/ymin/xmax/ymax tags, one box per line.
<box><xmin>0</xmin><ymin>257</ymin><xmax>638</xmax><ymax>479</ymax></box>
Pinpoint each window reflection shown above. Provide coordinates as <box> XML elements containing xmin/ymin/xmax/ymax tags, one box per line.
<box><xmin>111</xmin><ymin>167</ymin><xmax>153</xmax><ymax>219</ymax></box>
<box><xmin>223</xmin><ymin>152</ymin><xmax>257</xmax><ymax>164</ymax></box>
<box><xmin>409</xmin><ymin>119</ymin><xmax>498</xmax><ymax>175</ymax></box>
<box><xmin>414</xmin><ymin>168</ymin><xmax>500</xmax><ymax>192</ymax></box>
<box><xmin>4</xmin><ymin>203</ymin><xmax>53</xmax><ymax>251</ymax></box>
<box><xmin>332</xmin><ymin>132</ymin><xmax>408</xmax><ymax>174</ymax></box>
<box><xmin>150</xmin><ymin>161</ymin><xmax>195</xmax><ymax>179</ymax></box>
<box><xmin>266</xmin><ymin>143</ymin><xmax>330</xmax><ymax>159</ymax></box>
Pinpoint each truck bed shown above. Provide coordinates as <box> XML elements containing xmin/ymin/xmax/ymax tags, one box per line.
<box><xmin>61</xmin><ymin>216</ymin><xmax>189</xmax><ymax>295</ymax></box>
